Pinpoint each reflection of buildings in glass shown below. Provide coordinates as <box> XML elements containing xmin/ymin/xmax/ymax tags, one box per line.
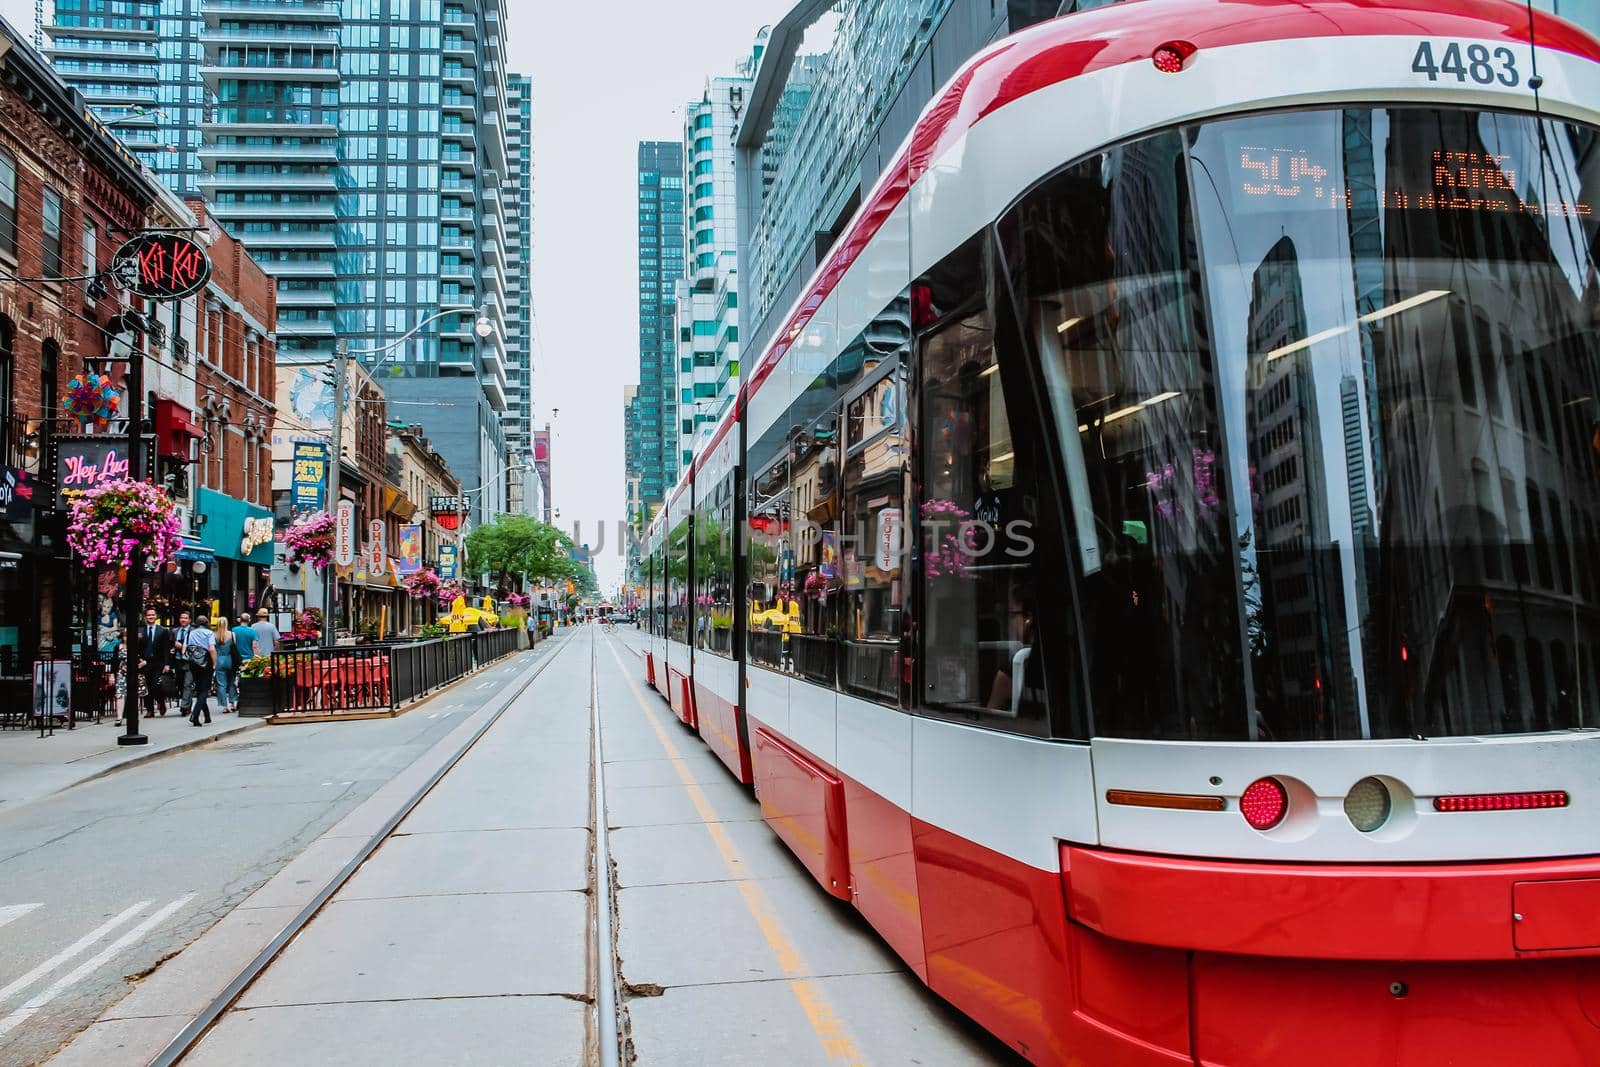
<box><xmin>1100</xmin><ymin>133</ymin><xmax>1246</xmax><ymax>731</ymax></box>
<box><xmin>1245</xmin><ymin>236</ymin><xmax>1358</xmax><ymax>738</ymax></box>
<box><xmin>1372</xmin><ymin>110</ymin><xmax>1600</xmax><ymax>735</ymax></box>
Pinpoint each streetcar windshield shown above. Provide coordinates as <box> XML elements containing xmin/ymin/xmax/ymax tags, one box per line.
<box><xmin>1000</xmin><ymin>106</ymin><xmax>1599</xmax><ymax>741</ymax></box>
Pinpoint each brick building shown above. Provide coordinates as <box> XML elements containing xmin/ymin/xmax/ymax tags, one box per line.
<box><xmin>0</xmin><ymin>18</ymin><xmax>162</xmax><ymax>666</ymax></box>
<box><xmin>186</xmin><ymin>199</ymin><xmax>278</xmax><ymax>622</ymax></box>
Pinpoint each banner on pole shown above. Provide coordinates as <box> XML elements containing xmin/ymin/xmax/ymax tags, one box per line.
<box><xmin>334</xmin><ymin>500</ymin><xmax>357</xmax><ymax>567</ymax></box>
<box><xmin>291</xmin><ymin>442</ymin><xmax>328</xmax><ymax>512</ymax></box>
<box><xmin>395</xmin><ymin>523</ymin><xmax>422</xmax><ymax>574</ymax></box>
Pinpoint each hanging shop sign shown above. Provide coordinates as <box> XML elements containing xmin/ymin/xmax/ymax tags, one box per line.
<box><xmin>334</xmin><ymin>500</ymin><xmax>357</xmax><ymax>568</ymax></box>
<box><xmin>367</xmin><ymin>519</ymin><xmax>386</xmax><ymax>573</ymax></box>
<box><xmin>241</xmin><ymin>516</ymin><xmax>273</xmax><ymax>557</ymax></box>
<box><xmin>291</xmin><ymin>441</ymin><xmax>328</xmax><ymax>511</ymax></box>
<box><xmin>112</xmin><ymin>232</ymin><xmax>212</xmax><ymax>300</ymax></box>
<box><xmin>53</xmin><ymin>436</ymin><xmax>152</xmax><ymax>509</ymax></box>
<box><xmin>437</xmin><ymin>543</ymin><xmax>459</xmax><ymax>580</ymax></box>
<box><xmin>395</xmin><ymin>523</ymin><xmax>423</xmax><ymax>574</ymax></box>
<box><xmin>0</xmin><ymin>467</ymin><xmax>34</xmax><ymax>524</ymax></box>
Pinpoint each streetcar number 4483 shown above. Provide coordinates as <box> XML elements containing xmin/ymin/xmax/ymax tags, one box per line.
<box><xmin>1412</xmin><ymin>40</ymin><xmax>1520</xmax><ymax>86</ymax></box>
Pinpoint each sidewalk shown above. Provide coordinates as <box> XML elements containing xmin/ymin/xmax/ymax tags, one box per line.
<box><xmin>0</xmin><ymin>711</ymin><xmax>262</xmax><ymax>813</ymax></box>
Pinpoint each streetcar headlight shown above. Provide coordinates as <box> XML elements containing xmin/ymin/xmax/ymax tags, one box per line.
<box><xmin>1240</xmin><ymin>777</ymin><xmax>1288</xmax><ymax>831</ymax></box>
<box><xmin>1344</xmin><ymin>776</ymin><xmax>1392</xmax><ymax>833</ymax></box>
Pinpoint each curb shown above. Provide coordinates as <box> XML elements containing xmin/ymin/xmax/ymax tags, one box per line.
<box><xmin>54</xmin><ymin>720</ymin><xmax>271</xmax><ymax>796</ymax></box>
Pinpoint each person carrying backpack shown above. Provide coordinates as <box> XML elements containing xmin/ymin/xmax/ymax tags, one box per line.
<box><xmin>176</xmin><ymin>612</ymin><xmax>217</xmax><ymax>725</ymax></box>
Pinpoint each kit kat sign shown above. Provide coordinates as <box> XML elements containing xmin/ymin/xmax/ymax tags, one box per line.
<box><xmin>113</xmin><ymin>233</ymin><xmax>212</xmax><ymax>301</ymax></box>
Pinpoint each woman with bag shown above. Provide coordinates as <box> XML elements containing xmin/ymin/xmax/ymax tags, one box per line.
<box><xmin>212</xmin><ymin>616</ymin><xmax>240</xmax><ymax>714</ymax></box>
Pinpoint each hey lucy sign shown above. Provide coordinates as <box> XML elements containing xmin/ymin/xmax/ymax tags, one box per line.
<box><xmin>54</xmin><ymin>437</ymin><xmax>151</xmax><ymax>509</ymax></box>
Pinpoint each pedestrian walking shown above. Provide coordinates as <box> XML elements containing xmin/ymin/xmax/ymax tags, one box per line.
<box><xmin>181</xmin><ymin>618</ymin><xmax>216</xmax><ymax>726</ymax></box>
<box><xmin>213</xmin><ymin>616</ymin><xmax>239</xmax><ymax>714</ymax></box>
<box><xmin>232</xmin><ymin>615</ymin><xmax>259</xmax><ymax>663</ymax></box>
<box><xmin>252</xmin><ymin>607</ymin><xmax>280</xmax><ymax>657</ymax></box>
<box><xmin>171</xmin><ymin>611</ymin><xmax>197</xmax><ymax>718</ymax></box>
<box><xmin>138</xmin><ymin>608</ymin><xmax>173</xmax><ymax>716</ymax></box>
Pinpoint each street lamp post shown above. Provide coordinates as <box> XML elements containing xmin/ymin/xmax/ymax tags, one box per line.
<box><xmin>322</xmin><ymin>305</ymin><xmax>493</xmax><ymax>646</ymax></box>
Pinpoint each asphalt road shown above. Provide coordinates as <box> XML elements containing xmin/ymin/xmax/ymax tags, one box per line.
<box><xmin>0</xmin><ymin>646</ymin><xmax>553</xmax><ymax>1067</ymax></box>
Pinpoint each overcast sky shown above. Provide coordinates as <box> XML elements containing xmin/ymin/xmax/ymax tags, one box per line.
<box><xmin>0</xmin><ymin>0</ymin><xmax>795</xmax><ymax>592</ymax></box>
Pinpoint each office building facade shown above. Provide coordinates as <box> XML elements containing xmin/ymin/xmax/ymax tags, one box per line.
<box><xmin>45</xmin><ymin>0</ymin><xmax>530</xmax><ymax>528</ymax></box>
<box><xmin>504</xmin><ymin>72</ymin><xmax>536</xmax><ymax>515</ymax></box>
<box><xmin>673</xmin><ymin>58</ymin><xmax>752</xmax><ymax>465</ymax></box>
<box><xmin>629</xmin><ymin>140</ymin><xmax>683</xmax><ymax>516</ymax></box>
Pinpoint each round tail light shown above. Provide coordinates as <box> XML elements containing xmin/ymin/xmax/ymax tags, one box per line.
<box><xmin>1344</xmin><ymin>776</ymin><xmax>1393</xmax><ymax>832</ymax></box>
<box><xmin>1240</xmin><ymin>777</ymin><xmax>1288</xmax><ymax>830</ymax></box>
<box><xmin>1152</xmin><ymin>41</ymin><xmax>1196</xmax><ymax>74</ymax></box>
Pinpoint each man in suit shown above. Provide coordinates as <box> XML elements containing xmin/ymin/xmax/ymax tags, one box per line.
<box><xmin>138</xmin><ymin>608</ymin><xmax>173</xmax><ymax>716</ymax></box>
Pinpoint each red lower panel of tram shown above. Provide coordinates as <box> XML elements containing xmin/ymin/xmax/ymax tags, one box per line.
<box><xmin>693</xmin><ymin>683</ymin><xmax>751</xmax><ymax>784</ymax></box>
<box><xmin>711</xmin><ymin>703</ymin><xmax>1600</xmax><ymax>1064</ymax></box>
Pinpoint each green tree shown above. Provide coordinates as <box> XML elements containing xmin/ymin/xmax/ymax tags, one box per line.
<box><xmin>465</xmin><ymin>516</ymin><xmax>581</xmax><ymax>593</ymax></box>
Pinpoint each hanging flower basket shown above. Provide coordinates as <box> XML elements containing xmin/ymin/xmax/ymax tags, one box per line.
<box><xmin>436</xmin><ymin>579</ymin><xmax>467</xmax><ymax>605</ymax></box>
<box><xmin>403</xmin><ymin>567</ymin><xmax>442</xmax><ymax>601</ymax></box>
<box><xmin>63</xmin><ymin>373</ymin><xmax>121</xmax><ymax>430</ymax></box>
<box><xmin>66</xmin><ymin>478</ymin><xmax>182</xmax><ymax>569</ymax></box>
<box><xmin>284</xmin><ymin>511</ymin><xmax>336</xmax><ymax>569</ymax></box>
<box><xmin>504</xmin><ymin>592</ymin><xmax>529</xmax><ymax>608</ymax></box>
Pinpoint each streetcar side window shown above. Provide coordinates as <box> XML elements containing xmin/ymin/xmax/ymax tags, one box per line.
<box><xmin>789</xmin><ymin>411</ymin><xmax>841</xmax><ymax>687</ymax></box>
<box><xmin>914</xmin><ymin>240</ymin><xmax>1050</xmax><ymax>735</ymax></box>
<box><xmin>667</xmin><ymin>515</ymin><xmax>691</xmax><ymax>645</ymax></box>
<box><xmin>696</xmin><ymin>473</ymin><xmax>734</xmax><ymax>659</ymax></box>
<box><xmin>746</xmin><ymin>457</ymin><xmax>789</xmax><ymax>671</ymax></box>
<box><xmin>840</xmin><ymin>352</ymin><xmax>909</xmax><ymax>707</ymax></box>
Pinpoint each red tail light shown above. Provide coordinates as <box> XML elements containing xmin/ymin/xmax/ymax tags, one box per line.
<box><xmin>1152</xmin><ymin>41</ymin><xmax>1196</xmax><ymax>74</ymax></box>
<box><xmin>1433</xmin><ymin>790</ymin><xmax>1569</xmax><ymax>813</ymax></box>
<box><xmin>1240</xmin><ymin>777</ymin><xmax>1288</xmax><ymax>830</ymax></box>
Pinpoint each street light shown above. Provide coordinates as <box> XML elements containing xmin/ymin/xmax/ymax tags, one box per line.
<box><xmin>321</xmin><ymin>304</ymin><xmax>496</xmax><ymax>645</ymax></box>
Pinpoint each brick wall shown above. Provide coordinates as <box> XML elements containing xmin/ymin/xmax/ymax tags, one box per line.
<box><xmin>186</xmin><ymin>200</ymin><xmax>277</xmax><ymax>509</ymax></box>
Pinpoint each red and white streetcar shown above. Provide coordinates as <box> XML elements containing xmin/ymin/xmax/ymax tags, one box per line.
<box><xmin>632</xmin><ymin>0</ymin><xmax>1600</xmax><ymax>1061</ymax></box>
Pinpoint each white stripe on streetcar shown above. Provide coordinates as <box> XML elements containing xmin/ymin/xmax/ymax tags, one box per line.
<box><xmin>0</xmin><ymin>904</ymin><xmax>42</xmax><ymax>931</ymax></box>
<box><xmin>0</xmin><ymin>895</ymin><xmax>195</xmax><ymax>1039</ymax></box>
<box><xmin>0</xmin><ymin>901</ymin><xmax>150</xmax><ymax>1008</ymax></box>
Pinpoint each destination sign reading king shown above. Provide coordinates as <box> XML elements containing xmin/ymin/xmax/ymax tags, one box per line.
<box><xmin>113</xmin><ymin>233</ymin><xmax>213</xmax><ymax>301</ymax></box>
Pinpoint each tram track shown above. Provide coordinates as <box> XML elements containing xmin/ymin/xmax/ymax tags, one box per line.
<box><xmin>589</xmin><ymin>628</ymin><xmax>627</xmax><ymax>1067</ymax></box>
<box><xmin>136</xmin><ymin>638</ymin><xmax>574</xmax><ymax>1067</ymax></box>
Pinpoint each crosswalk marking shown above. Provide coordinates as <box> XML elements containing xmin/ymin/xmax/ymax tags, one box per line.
<box><xmin>0</xmin><ymin>901</ymin><xmax>150</xmax><ymax>1009</ymax></box>
<box><xmin>0</xmin><ymin>904</ymin><xmax>42</xmax><ymax>932</ymax></box>
<box><xmin>0</xmin><ymin>895</ymin><xmax>195</xmax><ymax>1039</ymax></box>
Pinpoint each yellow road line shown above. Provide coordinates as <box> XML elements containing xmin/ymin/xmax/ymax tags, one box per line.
<box><xmin>601</xmin><ymin>636</ymin><xmax>869</xmax><ymax>1067</ymax></box>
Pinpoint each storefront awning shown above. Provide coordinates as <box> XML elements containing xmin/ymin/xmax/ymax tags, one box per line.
<box><xmin>174</xmin><ymin>538</ymin><xmax>215</xmax><ymax>563</ymax></box>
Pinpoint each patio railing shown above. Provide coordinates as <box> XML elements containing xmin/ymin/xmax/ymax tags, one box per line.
<box><xmin>269</xmin><ymin>628</ymin><xmax>521</xmax><ymax>716</ymax></box>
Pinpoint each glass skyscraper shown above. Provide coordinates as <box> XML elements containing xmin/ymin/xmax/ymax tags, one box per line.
<box><xmin>46</xmin><ymin>0</ymin><xmax>532</xmax><ymax>525</ymax></box>
<box><xmin>504</xmin><ymin>71</ymin><xmax>535</xmax><ymax>514</ymax></box>
<box><xmin>630</xmin><ymin>140</ymin><xmax>684</xmax><ymax>516</ymax></box>
<box><xmin>44</xmin><ymin>0</ymin><xmax>204</xmax><ymax>195</ymax></box>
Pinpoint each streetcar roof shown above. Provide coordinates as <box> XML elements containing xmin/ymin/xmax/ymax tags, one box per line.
<box><xmin>674</xmin><ymin>0</ymin><xmax>1600</xmax><ymax>501</ymax></box>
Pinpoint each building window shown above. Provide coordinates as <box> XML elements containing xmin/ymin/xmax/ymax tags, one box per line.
<box><xmin>42</xmin><ymin>190</ymin><xmax>63</xmax><ymax>278</ymax></box>
<box><xmin>0</xmin><ymin>154</ymin><xmax>14</xmax><ymax>258</ymax></box>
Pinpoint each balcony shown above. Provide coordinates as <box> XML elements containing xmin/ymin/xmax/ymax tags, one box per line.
<box><xmin>44</xmin><ymin>20</ymin><xmax>156</xmax><ymax>41</ymax></box>
<box><xmin>274</xmin><ymin>287</ymin><xmax>336</xmax><ymax>308</ymax></box>
<box><xmin>209</xmin><ymin>200</ymin><xmax>336</xmax><ymax>221</ymax></box>
<box><xmin>201</xmin><ymin>0</ymin><xmax>341</xmax><ymax>27</ymax></box>
<box><xmin>230</xmin><ymin>230</ymin><xmax>337</xmax><ymax>250</ymax></box>
<box><xmin>199</xmin><ymin>142</ymin><xmax>338</xmax><ymax>167</ymax></box>
<box><xmin>198</xmin><ymin>171</ymin><xmax>337</xmax><ymax>192</ymax></box>
<box><xmin>255</xmin><ymin>259</ymin><xmax>336</xmax><ymax>279</ymax></box>
<box><xmin>481</xmin><ymin>374</ymin><xmax>508</xmax><ymax>414</ymax></box>
<box><xmin>201</xmin><ymin>62</ymin><xmax>341</xmax><ymax>89</ymax></box>
<box><xmin>439</xmin><ymin>178</ymin><xmax>477</xmax><ymax>202</ymax></box>
<box><xmin>202</xmin><ymin>28</ymin><xmax>338</xmax><ymax>56</ymax></box>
